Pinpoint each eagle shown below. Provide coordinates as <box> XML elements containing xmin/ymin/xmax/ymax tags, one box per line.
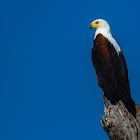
<box><xmin>89</xmin><ymin>19</ymin><xmax>136</xmax><ymax>118</ymax></box>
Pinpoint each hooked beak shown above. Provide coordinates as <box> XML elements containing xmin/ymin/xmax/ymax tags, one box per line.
<box><xmin>89</xmin><ymin>24</ymin><xmax>93</xmax><ymax>30</ymax></box>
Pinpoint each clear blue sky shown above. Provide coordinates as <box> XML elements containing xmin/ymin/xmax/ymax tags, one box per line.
<box><xmin>1</xmin><ymin>0</ymin><xmax>140</xmax><ymax>139</ymax></box>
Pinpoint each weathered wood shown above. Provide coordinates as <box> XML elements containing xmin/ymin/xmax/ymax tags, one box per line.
<box><xmin>101</xmin><ymin>94</ymin><xmax>140</xmax><ymax>140</ymax></box>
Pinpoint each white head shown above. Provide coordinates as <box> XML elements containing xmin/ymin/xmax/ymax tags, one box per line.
<box><xmin>89</xmin><ymin>19</ymin><xmax>111</xmax><ymax>32</ymax></box>
<box><xmin>89</xmin><ymin>19</ymin><xmax>121</xmax><ymax>55</ymax></box>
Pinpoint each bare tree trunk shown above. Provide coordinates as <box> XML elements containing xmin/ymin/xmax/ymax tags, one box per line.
<box><xmin>101</xmin><ymin>94</ymin><xmax>140</xmax><ymax>140</ymax></box>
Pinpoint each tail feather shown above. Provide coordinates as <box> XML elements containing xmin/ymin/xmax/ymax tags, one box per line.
<box><xmin>125</xmin><ymin>98</ymin><xmax>136</xmax><ymax>118</ymax></box>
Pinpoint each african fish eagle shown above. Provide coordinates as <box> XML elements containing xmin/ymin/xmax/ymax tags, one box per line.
<box><xmin>89</xmin><ymin>19</ymin><xmax>136</xmax><ymax>118</ymax></box>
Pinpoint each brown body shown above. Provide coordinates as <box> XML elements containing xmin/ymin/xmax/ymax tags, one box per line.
<box><xmin>91</xmin><ymin>33</ymin><xmax>136</xmax><ymax>118</ymax></box>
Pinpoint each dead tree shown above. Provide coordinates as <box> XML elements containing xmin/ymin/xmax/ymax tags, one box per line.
<box><xmin>101</xmin><ymin>94</ymin><xmax>140</xmax><ymax>140</ymax></box>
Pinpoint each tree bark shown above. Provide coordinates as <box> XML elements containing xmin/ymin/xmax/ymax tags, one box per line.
<box><xmin>101</xmin><ymin>94</ymin><xmax>140</xmax><ymax>140</ymax></box>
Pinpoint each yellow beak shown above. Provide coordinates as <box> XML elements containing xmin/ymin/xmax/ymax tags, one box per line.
<box><xmin>89</xmin><ymin>22</ymin><xmax>99</xmax><ymax>29</ymax></box>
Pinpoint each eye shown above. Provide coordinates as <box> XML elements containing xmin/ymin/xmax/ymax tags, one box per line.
<box><xmin>95</xmin><ymin>21</ymin><xmax>99</xmax><ymax>24</ymax></box>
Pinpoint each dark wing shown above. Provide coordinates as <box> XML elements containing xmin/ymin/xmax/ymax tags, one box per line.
<box><xmin>119</xmin><ymin>52</ymin><xmax>136</xmax><ymax>117</ymax></box>
<box><xmin>105</xmin><ymin>38</ymin><xmax>131</xmax><ymax>104</ymax></box>
<box><xmin>119</xmin><ymin>51</ymin><xmax>131</xmax><ymax>97</ymax></box>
